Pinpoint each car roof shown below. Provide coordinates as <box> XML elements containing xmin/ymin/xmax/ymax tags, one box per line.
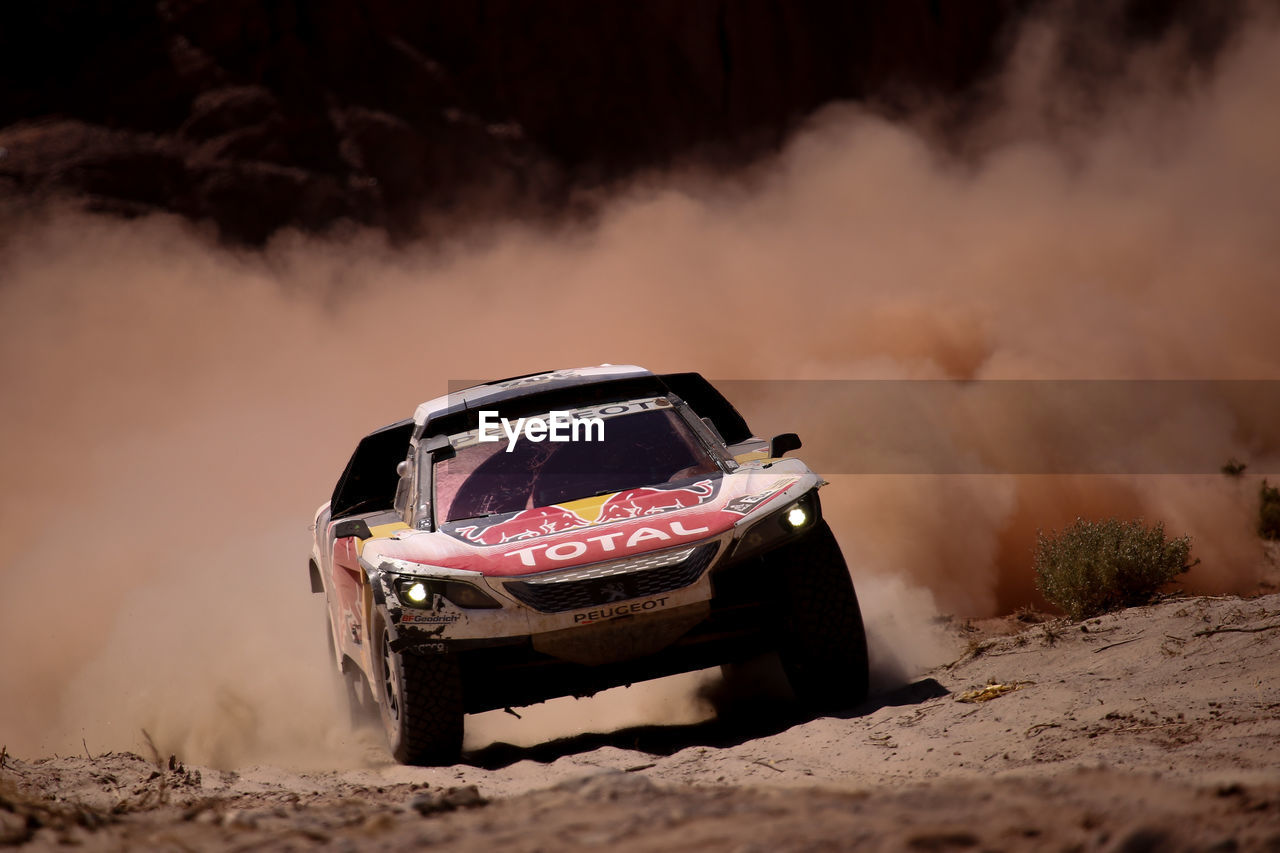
<box><xmin>412</xmin><ymin>365</ymin><xmax>653</xmax><ymax>431</ymax></box>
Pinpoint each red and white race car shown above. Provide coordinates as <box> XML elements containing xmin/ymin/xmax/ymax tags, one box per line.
<box><xmin>309</xmin><ymin>366</ymin><xmax>868</xmax><ymax>764</ymax></box>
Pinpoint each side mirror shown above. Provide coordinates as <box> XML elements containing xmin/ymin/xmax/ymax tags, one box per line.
<box><xmin>421</xmin><ymin>434</ymin><xmax>456</xmax><ymax>462</ymax></box>
<box><xmin>332</xmin><ymin>518</ymin><xmax>373</xmax><ymax>540</ymax></box>
<box><xmin>770</xmin><ymin>433</ymin><xmax>802</xmax><ymax>458</ymax></box>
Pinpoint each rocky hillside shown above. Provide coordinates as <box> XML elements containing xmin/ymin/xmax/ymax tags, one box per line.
<box><xmin>0</xmin><ymin>0</ymin><xmax>1242</xmax><ymax>242</ymax></box>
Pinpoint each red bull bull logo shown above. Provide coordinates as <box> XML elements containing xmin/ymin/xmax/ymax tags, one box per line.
<box><xmin>595</xmin><ymin>479</ymin><xmax>716</xmax><ymax>522</ymax></box>
<box><xmin>449</xmin><ymin>479</ymin><xmax>719</xmax><ymax>547</ymax></box>
<box><xmin>454</xmin><ymin>506</ymin><xmax>590</xmax><ymax>546</ymax></box>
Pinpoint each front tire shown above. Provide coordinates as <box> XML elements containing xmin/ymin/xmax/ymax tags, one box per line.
<box><xmin>775</xmin><ymin>521</ymin><xmax>870</xmax><ymax>712</ymax></box>
<box><xmin>374</xmin><ymin>616</ymin><xmax>464</xmax><ymax>765</ymax></box>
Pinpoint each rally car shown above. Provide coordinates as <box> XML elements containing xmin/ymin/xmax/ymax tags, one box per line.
<box><xmin>309</xmin><ymin>365</ymin><xmax>869</xmax><ymax>764</ymax></box>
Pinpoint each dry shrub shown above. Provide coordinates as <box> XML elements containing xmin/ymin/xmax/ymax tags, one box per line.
<box><xmin>1033</xmin><ymin>518</ymin><xmax>1195</xmax><ymax>620</ymax></box>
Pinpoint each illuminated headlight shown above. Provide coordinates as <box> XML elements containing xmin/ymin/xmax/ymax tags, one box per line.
<box><xmin>734</xmin><ymin>490</ymin><xmax>820</xmax><ymax>557</ymax></box>
<box><xmin>394</xmin><ymin>576</ymin><xmax>501</xmax><ymax>610</ymax></box>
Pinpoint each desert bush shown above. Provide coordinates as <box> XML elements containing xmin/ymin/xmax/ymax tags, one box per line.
<box><xmin>1033</xmin><ymin>518</ymin><xmax>1194</xmax><ymax>620</ymax></box>
<box><xmin>1261</xmin><ymin>480</ymin><xmax>1280</xmax><ymax>540</ymax></box>
<box><xmin>1221</xmin><ymin>457</ymin><xmax>1247</xmax><ymax>477</ymax></box>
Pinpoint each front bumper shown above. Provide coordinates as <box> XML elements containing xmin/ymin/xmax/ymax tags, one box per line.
<box><xmin>390</xmin><ymin>528</ymin><xmax>806</xmax><ymax>714</ymax></box>
<box><xmin>366</xmin><ymin>491</ymin><xmax>827</xmax><ymax>712</ymax></box>
<box><xmin>378</xmin><ymin>537</ymin><xmax>731</xmax><ymax>646</ymax></box>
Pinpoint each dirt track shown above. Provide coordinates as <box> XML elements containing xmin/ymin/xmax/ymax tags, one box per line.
<box><xmin>5</xmin><ymin>592</ymin><xmax>1280</xmax><ymax>851</ymax></box>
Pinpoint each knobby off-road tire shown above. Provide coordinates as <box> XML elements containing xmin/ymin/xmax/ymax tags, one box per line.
<box><xmin>374</xmin><ymin>616</ymin><xmax>464</xmax><ymax>765</ymax></box>
<box><xmin>775</xmin><ymin>520</ymin><xmax>870</xmax><ymax>712</ymax></box>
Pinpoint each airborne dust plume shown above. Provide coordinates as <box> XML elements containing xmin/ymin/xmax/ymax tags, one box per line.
<box><xmin>1</xmin><ymin>13</ymin><xmax>1278</xmax><ymax>767</ymax></box>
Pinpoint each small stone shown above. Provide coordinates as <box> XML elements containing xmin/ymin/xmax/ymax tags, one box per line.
<box><xmin>1112</xmin><ymin>827</ymin><xmax>1169</xmax><ymax>853</ymax></box>
<box><xmin>0</xmin><ymin>810</ymin><xmax>32</xmax><ymax>845</ymax></box>
<box><xmin>408</xmin><ymin>792</ymin><xmax>446</xmax><ymax>815</ymax></box>
<box><xmin>906</xmin><ymin>830</ymin><xmax>979</xmax><ymax>850</ymax></box>
<box><xmin>442</xmin><ymin>786</ymin><xmax>484</xmax><ymax>809</ymax></box>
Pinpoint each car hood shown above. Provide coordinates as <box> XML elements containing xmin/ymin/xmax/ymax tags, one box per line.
<box><xmin>365</xmin><ymin>460</ymin><xmax>818</xmax><ymax>577</ymax></box>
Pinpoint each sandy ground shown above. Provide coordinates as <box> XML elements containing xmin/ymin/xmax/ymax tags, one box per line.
<box><xmin>4</xmin><ymin>590</ymin><xmax>1280</xmax><ymax>851</ymax></box>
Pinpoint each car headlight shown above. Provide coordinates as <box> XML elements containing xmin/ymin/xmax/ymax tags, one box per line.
<box><xmin>403</xmin><ymin>580</ymin><xmax>431</xmax><ymax>605</ymax></box>
<box><xmin>733</xmin><ymin>489</ymin><xmax>821</xmax><ymax>558</ymax></box>
<box><xmin>394</xmin><ymin>576</ymin><xmax>501</xmax><ymax>610</ymax></box>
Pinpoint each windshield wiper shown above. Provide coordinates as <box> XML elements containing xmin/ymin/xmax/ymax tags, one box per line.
<box><xmin>448</xmin><ymin>510</ymin><xmax>509</xmax><ymax>523</ymax></box>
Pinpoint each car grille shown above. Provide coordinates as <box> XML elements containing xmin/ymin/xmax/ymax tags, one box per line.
<box><xmin>503</xmin><ymin>543</ymin><xmax>719</xmax><ymax>613</ymax></box>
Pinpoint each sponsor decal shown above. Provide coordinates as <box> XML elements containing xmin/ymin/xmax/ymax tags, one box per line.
<box><xmin>506</xmin><ymin>519</ymin><xmax>711</xmax><ymax>566</ymax></box>
<box><xmin>493</xmin><ymin>370</ymin><xmax>578</xmax><ymax>390</ymax></box>
<box><xmin>573</xmin><ymin>596</ymin><xmax>670</xmax><ymax>624</ymax></box>
<box><xmin>399</xmin><ymin>611</ymin><xmax>461</xmax><ymax>625</ymax></box>
<box><xmin>579</xmin><ymin>398</ymin><xmax>670</xmax><ymax>418</ymax></box>
<box><xmin>450</xmin><ymin>478</ymin><xmax>719</xmax><ymax>548</ymax></box>
<box><xmin>721</xmin><ymin>479</ymin><xmax>795</xmax><ymax>515</ymax></box>
<box><xmin>595</xmin><ymin>479</ymin><xmax>715</xmax><ymax>522</ymax></box>
<box><xmin>455</xmin><ymin>506</ymin><xmax>591</xmax><ymax>546</ymax></box>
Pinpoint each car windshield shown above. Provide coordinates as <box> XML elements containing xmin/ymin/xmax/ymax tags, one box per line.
<box><xmin>433</xmin><ymin>404</ymin><xmax>720</xmax><ymax>523</ymax></box>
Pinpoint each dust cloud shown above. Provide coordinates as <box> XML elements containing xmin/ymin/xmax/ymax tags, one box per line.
<box><xmin>2</xmin><ymin>11</ymin><xmax>1279</xmax><ymax>767</ymax></box>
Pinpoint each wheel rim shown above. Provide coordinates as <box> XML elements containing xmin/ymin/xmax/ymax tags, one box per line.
<box><xmin>381</xmin><ymin>629</ymin><xmax>402</xmax><ymax>723</ymax></box>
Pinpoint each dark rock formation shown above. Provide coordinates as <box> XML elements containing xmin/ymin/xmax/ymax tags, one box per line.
<box><xmin>0</xmin><ymin>0</ymin><xmax>1239</xmax><ymax>242</ymax></box>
